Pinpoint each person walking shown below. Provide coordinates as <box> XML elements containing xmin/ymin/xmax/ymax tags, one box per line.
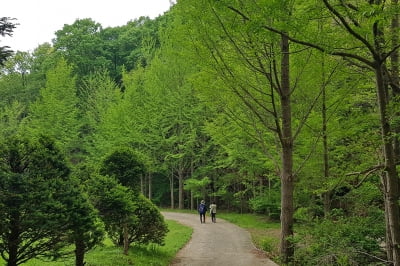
<box><xmin>198</xmin><ymin>200</ymin><xmax>207</xmax><ymax>223</ymax></box>
<box><xmin>209</xmin><ymin>202</ymin><xmax>217</xmax><ymax>223</ymax></box>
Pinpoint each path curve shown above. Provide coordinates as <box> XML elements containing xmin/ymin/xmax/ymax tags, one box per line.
<box><xmin>162</xmin><ymin>212</ymin><xmax>278</xmax><ymax>266</ymax></box>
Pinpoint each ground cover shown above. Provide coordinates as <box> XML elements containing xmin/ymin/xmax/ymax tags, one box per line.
<box><xmin>0</xmin><ymin>220</ymin><xmax>192</xmax><ymax>266</ymax></box>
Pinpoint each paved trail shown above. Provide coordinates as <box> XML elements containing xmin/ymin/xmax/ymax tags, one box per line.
<box><xmin>162</xmin><ymin>212</ymin><xmax>278</xmax><ymax>266</ymax></box>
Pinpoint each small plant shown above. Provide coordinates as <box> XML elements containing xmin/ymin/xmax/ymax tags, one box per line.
<box><xmin>260</xmin><ymin>237</ymin><xmax>279</xmax><ymax>255</ymax></box>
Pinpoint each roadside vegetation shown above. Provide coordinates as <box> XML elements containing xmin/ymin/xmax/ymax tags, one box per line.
<box><xmin>0</xmin><ymin>220</ymin><xmax>192</xmax><ymax>266</ymax></box>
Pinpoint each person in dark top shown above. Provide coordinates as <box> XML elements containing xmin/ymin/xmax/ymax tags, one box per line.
<box><xmin>198</xmin><ymin>200</ymin><xmax>207</xmax><ymax>223</ymax></box>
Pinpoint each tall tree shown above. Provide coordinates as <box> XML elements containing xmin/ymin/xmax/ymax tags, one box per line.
<box><xmin>140</xmin><ymin>11</ymin><xmax>213</xmax><ymax>209</ymax></box>
<box><xmin>173</xmin><ymin>0</ymin><xmax>326</xmax><ymax>261</ymax></box>
<box><xmin>53</xmin><ymin>18</ymin><xmax>109</xmax><ymax>79</ymax></box>
<box><xmin>26</xmin><ymin>58</ymin><xmax>80</xmax><ymax>157</ymax></box>
<box><xmin>285</xmin><ymin>1</ymin><xmax>400</xmax><ymax>263</ymax></box>
<box><xmin>0</xmin><ymin>102</ymin><xmax>25</xmax><ymax>139</ymax></box>
<box><xmin>218</xmin><ymin>0</ymin><xmax>400</xmax><ymax>263</ymax></box>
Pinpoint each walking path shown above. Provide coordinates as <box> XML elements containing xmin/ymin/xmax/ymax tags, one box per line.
<box><xmin>162</xmin><ymin>212</ymin><xmax>278</xmax><ymax>266</ymax></box>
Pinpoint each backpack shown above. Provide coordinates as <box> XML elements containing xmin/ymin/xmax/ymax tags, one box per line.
<box><xmin>198</xmin><ymin>204</ymin><xmax>205</xmax><ymax>213</ymax></box>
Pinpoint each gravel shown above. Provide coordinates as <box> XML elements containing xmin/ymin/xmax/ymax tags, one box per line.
<box><xmin>162</xmin><ymin>212</ymin><xmax>279</xmax><ymax>266</ymax></box>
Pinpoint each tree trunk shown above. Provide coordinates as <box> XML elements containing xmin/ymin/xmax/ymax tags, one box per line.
<box><xmin>123</xmin><ymin>223</ymin><xmax>129</xmax><ymax>255</ymax></box>
<box><xmin>140</xmin><ymin>174</ymin><xmax>144</xmax><ymax>195</ymax></box>
<box><xmin>382</xmin><ymin>173</ymin><xmax>395</xmax><ymax>263</ymax></box>
<box><xmin>279</xmin><ymin>33</ymin><xmax>295</xmax><ymax>264</ymax></box>
<box><xmin>391</xmin><ymin>0</ymin><xmax>400</xmax><ymax>161</ymax></box>
<box><xmin>8</xmin><ymin>212</ymin><xmax>20</xmax><ymax>266</ymax></box>
<box><xmin>190</xmin><ymin>190</ymin><xmax>194</xmax><ymax>210</ymax></box>
<box><xmin>178</xmin><ymin>167</ymin><xmax>184</xmax><ymax>209</ymax></box>
<box><xmin>170</xmin><ymin>169</ymin><xmax>174</xmax><ymax>209</ymax></box>
<box><xmin>321</xmin><ymin>55</ymin><xmax>331</xmax><ymax>215</ymax></box>
<box><xmin>75</xmin><ymin>236</ymin><xmax>86</xmax><ymax>266</ymax></box>
<box><xmin>389</xmin><ymin>5</ymin><xmax>400</xmax><ymax>263</ymax></box>
<box><xmin>190</xmin><ymin>160</ymin><xmax>194</xmax><ymax>210</ymax></box>
<box><xmin>148</xmin><ymin>172</ymin><xmax>152</xmax><ymax>200</ymax></box>
<box><xmin>376</xmin><ymin>63</ymin><xmax>400</xmax><ymax>265</ymax></box>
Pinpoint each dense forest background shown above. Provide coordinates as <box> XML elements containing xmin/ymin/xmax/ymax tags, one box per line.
<box><xmin>2</xmin><ymin>0</ymin><xmax>400</xmax><ymax>265</ymax></box>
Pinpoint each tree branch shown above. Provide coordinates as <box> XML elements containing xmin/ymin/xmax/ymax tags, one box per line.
<box><xmin>226</xmin><ymin>4</ymin><xmax>375</xmax><ymax>67</ymax></box>
<box><xmin>346</xmin><ymin>164</ymin><xmax>384</xmax><ymax>188</ymax></box>
<box><xmin>322</xmin><ymin>0</ymin><xmax>378</xmax><ymax>58</ymax></box>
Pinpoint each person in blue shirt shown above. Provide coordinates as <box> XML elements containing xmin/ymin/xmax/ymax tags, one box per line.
<box><xmin>198</xmin><ymin>200</ymin><xmax>207</xmax><ymax>223</ymax></box>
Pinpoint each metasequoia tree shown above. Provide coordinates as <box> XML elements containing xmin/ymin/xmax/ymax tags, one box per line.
<box><xmin>140</xmin><ymin>29</ymin><xmax>209</xmax><ymax>209</ymax></box>
<box><xmin>222</xmin><ymin>0</ymin><xmax>400</xmax><ymax>263</ymax></box>
<box><xmin>300</xmin><ymin>2</ymin><xmax>399</xmax><ymax>263</ymax></box>
<box><xmin>25</xmin><ymin>58</ymin><xmax>80</xmax><ymax>156</ymax></box>
<box><xmin>174</xmin><ymin>0</ymin><xmax>327</xmax><ymax>262</ymax></box>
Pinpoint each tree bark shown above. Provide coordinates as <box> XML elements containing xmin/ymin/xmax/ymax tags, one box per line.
<box><xmin>321</xmin><ymin>54</ymin><xmax>331</xmax><ymax>215</ymax></box>
<box><xmin>178</xmin><ymin>166</ymin><xmax>184</xmax><ymax>209</ymax></box>
<box><xmin>391</xmin><ymin>0</ymin><xmax>400</xmax><ymax>161</ymax></box>
<box><xmin>279</xmin><ymin>33</ymin><xmax>295</xmax><ymax>264</ymax></box>
<box><xmin>376</xmin><ymin>62</ymin><xmax>400</xmax><ymax>265</ymax></box>
<box><xmin>148</xmin><ymin>172</ymin><xmax>152</xmax><ymax>200</ymax></box>
<box><xmin>74</xmin><ymin>236</ymin><xmax>86</xmax><ymax>266</ymax></box>
<box><xmin>170</xmin><ymin>169</ymin><xmax>174</xmax><ymax>209</ymax></box>
<box><xmin>191</xmin><ymin>160</ymin><xmax>194</xmax><ymax>210</ymax></box>
<box><xmin>382</xmin><ymin>173</ymin><xmax>395</xmax><ymax>263</ymax></box>
<box><xmin>123</xmin><ymin>223</ymin><xmax>129</xmax><ymax>255</ymax></box>
<box><xmin>8</xmin><ymin>212</ymin><xmax>20</xmax><ymax>266</ymax></box>
<box><xmin>140</xmin><ymin>174</ymin><xmax>144</xmax><ymax>195</ymax></box>
<box><xmin>389</xmin><ymin>3</ymin><xmax>400</xmax><ymax>262</ymax></box>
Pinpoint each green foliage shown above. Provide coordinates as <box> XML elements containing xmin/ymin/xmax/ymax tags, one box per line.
<box><xmin>260</xmin><ymin>237</ymin><xmax>279</xmax><ymax>254</ymax></box>
<box><xmin>184</xmin><ymin>177</ymin><xmax>211</xmax><ymax>199</ymax></box>
<box><xmin>128</xmin><ymin>194</ymin><xmax>169</xmax><ymax>246</ymax></box>
<box><xmin>293</xmin><ymin>212</ymin><xmax>385</xmax><ymax>265</ymax></box>
<box><xmin>88</xmin><ymin>174</ymin><xmax>136</xmax><ymax>235</ymax></box>
<box><xmin>53</xmin><ymin>16</ymin><xmax>162</xmax><ymax>83</ymax></box>
<box><xmin>25</xmin><ymin>58</ymin><xmax>80</xmax><ymax>155</ymax></box>
<box><xmin>100</xmin><ymin>148</ymin><xmax>146</xmax><ymax>194</ymax></box>
<box><xmin>0</xmin><ymin>101</ymin><xmax>25</xmax><ymax>138</ymax></box>
<box><xmin>89</xmin><ymin>174</ymin><xmax>168</xmax><ymax>249</ymax></box>
<box><xmin>0</xmin><ymin>17</ymin><xmax>17</xmax><ymax>65</ymax></box>
<box><xmin>0</xmin><ymin>220</ymin><xmax>192</xmax><ymax>266</ymax></box>
<box><xmin>53</xmin><ymin>18</ymin><xmax>110</xmax><ymax>80</ymax></box>
<box><xmin>1</xmin><ymin>2</ymin><xmax>400</xmax><ymax>264</ymax></box>
<box><xmin>249</xmin><ymin>190</ymin><xmax>281</xmax><ymax>220</ymax></box>
<box><xmin>0</xmin><ymin>135</ymin><xmax>73</xmax><ymax>265</ymax></box>
<box><xmin>65</xmin><ymin>177</ymin><xmax>105</xmax><ymax>254</ymax></box>
<box><xmin>218</xmin><ymin>212</ymin><xmax>280</xmax><ymax>230</ymax></box>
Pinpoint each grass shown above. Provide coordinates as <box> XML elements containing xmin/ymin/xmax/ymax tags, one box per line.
<box><xmin>0</xmin><ymin>220</ymin><xmax>193</xmax><ymax>266</ymax></box>
<box><xmin>2</xmin><ymin>210</ymin><xmax>280</xmax><ymax>265</ymax></box>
